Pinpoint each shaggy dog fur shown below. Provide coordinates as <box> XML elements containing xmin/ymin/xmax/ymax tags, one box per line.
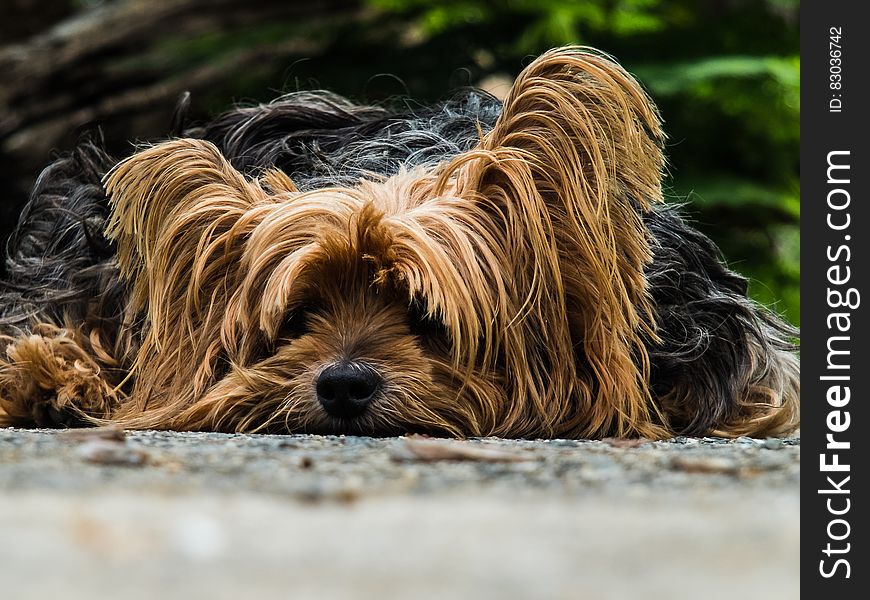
<box><xmin>0</xmin><ymin>47</ymin><xmax>799</xmax><ymax>438</ymax></box>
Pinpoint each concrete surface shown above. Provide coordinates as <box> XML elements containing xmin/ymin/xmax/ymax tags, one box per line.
<box><xmin>0</xmin><ymin>429</ymin><xmax>800</xmax><ymax>600</ymax></box>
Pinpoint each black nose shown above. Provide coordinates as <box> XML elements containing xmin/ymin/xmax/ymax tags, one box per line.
<box><xmin>316</xmin><ymin>363</ymin><xmax>381</xmax><ymax>418</ymax></box>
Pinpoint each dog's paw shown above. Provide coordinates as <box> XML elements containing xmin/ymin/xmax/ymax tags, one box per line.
<box><xmin>0</xmin><ymin>327</ymin><xmax>118</xmax><ymax>427</ymax></box>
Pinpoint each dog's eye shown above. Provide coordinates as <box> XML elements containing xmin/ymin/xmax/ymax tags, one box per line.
<box><xmin>408</xmin><ymin>297</ymin><xmax>428</xmax><ymax>321</ymax></box>
<box><xmin>408</xmin><ymin>298</ymin><xmax>444</xmax><ymax>337</ymax></box>
<box><xmin>279</xmin><ymin>305</ymin><xmax>313</xmax><ymax>339</ymax></box>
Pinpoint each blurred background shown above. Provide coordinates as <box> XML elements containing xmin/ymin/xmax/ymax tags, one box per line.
<box><xmin>0</xmin><ymin>0</ymin><xmax>799</xmax><ymax>324</ymax></box>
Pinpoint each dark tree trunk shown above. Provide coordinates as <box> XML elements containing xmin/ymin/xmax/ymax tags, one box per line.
<box><xmin>0</xmin><ymin>0</ymin><xmax>363</xmax><ymax>256</ymax></box>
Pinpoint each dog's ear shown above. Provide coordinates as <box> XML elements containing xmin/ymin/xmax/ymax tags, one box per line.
<box><xmin>442</xmin><ymin>47</ymin><xmax>668</xmax><ymax>437</ymax></box>
<box><xmin>103</xmin><ymin>139</ymin><xmax>267</xmax><ymax>399</ymax></box>
<box><xmin>104</xmin><ymin>139</ymin><xmax>259</xmax><ymax>295</ymax></box>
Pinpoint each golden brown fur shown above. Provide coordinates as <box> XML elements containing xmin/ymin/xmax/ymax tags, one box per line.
<box><xmin>0</xmin><ymin>47</ymin><xmax>799</xmax><ymax>438</ymax></box>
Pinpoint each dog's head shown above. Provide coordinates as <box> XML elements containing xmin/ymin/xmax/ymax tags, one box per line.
<box><xmin>103</xmin><ymin>47</ymin><xmax>668</xmax><ymax>438</ymax></box>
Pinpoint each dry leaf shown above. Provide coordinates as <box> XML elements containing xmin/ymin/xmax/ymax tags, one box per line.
<box><xmin>670</xmin><ymin>456</ymin><xmax>740</xmax><ymax>475</ymax></box>
<box><xmin>601</xmin><ymin>437</ymin><xmax>651</xmax><ymax>448</ymax></box>
<box><xmin>58</xmin><ymin>426</ymin><xmax>126</xmax><ymax>442</ymax></box>
<box><xmin>391</xmin><ymin>436</ymin><xmax>533</xmax><ymax>463</ymax></box>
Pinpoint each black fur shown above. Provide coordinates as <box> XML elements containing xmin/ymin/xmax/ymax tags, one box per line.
<box><xmin>643</xmin><ymin>205</ymin><xmax>797</xmax><ymax>435</ymax></box>
<box><xmin>0</xmin><ymin>88</ymin><xmax>797</xmax><ymax>436</ymax></box>
<box><xmin>190</xmin><ymin>90</ymin><xmax>501</xmax><ymax>189</ymax></box>
<box><xmin>1</xmin><ymin>138</ymin><xmax>121</xmax><ymax>331</ymax></box>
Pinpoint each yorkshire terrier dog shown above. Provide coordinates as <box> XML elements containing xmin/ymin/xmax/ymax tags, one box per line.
<box><xmin>0</xmin><ymin>47</ymin><xmax>799</xmax><ymax>439</ymax></box>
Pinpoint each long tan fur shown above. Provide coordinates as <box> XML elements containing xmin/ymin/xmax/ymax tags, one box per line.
<box><xmin>0</xmin><ymin>47</ymin><xmax>797</xmax><ymax>438</ymax></box>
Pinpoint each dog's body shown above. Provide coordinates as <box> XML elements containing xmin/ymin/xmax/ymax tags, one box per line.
<box><xmin>0</xmin><ymin>47</ymin><xmax>799</xmax><ymax>438</ymax></box>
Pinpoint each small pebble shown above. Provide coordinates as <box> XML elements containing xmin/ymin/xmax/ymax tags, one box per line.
<box><xmin>734</xmin><ymin>436</ymin><xmax>762</xmax><ymax>445</ymax></box>
<box><xmin>76</xmin><ymin>439</ymin><xmax>149</xmax><ymax>466</ymax></box>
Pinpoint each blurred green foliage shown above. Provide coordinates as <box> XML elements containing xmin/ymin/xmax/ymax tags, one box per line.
<box><xmin>365</xmin><ymin>0</ymin><xmax>800</xmax><ymax>325</ymax></box>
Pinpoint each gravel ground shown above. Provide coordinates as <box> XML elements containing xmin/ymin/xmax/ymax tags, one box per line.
<box><xmin>0</xmin><ymin>428</ymin><xmax>799</xmax><ymax>600</ymax></box>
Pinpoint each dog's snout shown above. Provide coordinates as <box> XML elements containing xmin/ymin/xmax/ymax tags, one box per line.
<box><xmin>316</xmin><ymin>363</ymin><xmax>380</xmax><ymax>418</ymax></box>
